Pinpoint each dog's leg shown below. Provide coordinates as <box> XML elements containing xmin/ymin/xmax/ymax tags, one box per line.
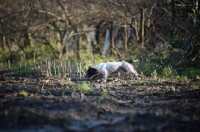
<box><xmin>100</xmin><ymin>72</ymin><xmax>108</xmax><ymax>83</ymax></box>
<box><xmin>131</xmin><ymin>69</ymin><xmax>139</xmax><ymax>79</ymax></box>
<box><xmin>122</xmin><ymin>61</ymin><xmax>139</xmax><ymax>79</ymax></box>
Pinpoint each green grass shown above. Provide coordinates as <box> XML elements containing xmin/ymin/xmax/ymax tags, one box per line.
<box><xmin>14</xmin><ymin>66</ymin><xmax>35</xmax><ymax>74</ymax></box>
<box><xmin>191</xmin><ymin>84</ymin><xmax>199</xmax><ymax>90</ymax></box>
<box><xmin>178</xmin><ymin>67</ymin><xmax>200</xmax><ymax>79</ymax></box>
<box><xmin>174</xmin><ymin>76</ymin><xmax>191</xmax><ymax>83</ymax></box>
<box><xmin>129</xmin><ymin>106</ymin><xmax>135</xmax><ymax>122</ymax></box>
<box><xmin>62</xmin><ymin>89</ymin><xmax>66</xmax><ymax>97</ymax></box>
<box><xmin>77</xmin><ymin>81</ymin><xmax>91</xmax><ymax>92</ymax></box>
<box><xmin>19</xmin><ymin>90</ymin><xmax>28</xmax><ymax>97</ymax></box>
<box><xmin>162</xmin><ymin>66</ymin><xmax>173</xmax><ymax>78</ymax></box>
<box><xmin>151</xmin><ymin>69</ymin><xmax>158</xmax><ymax>80</ymax></box>
<box><xmin>68</xmin><ymin>81</ymin><xmax>94</xmax><ymax>93</ymax></box>
<box><xmin>1</xmin><ymin>39</ymin><xmax>199</xmax><ymax>82</ymax></box>
<box><xmin>102</xmin><ymin>88</ymin><xmax>115</xmax><ymax>95</ymax></box>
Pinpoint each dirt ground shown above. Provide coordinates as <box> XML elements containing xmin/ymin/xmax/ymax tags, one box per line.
<box><xmin>0</xmin><ymin>72</ymin><xmax>200</xmax><ymax>132</ymax></box>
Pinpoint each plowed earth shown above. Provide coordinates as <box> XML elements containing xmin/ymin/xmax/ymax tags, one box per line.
<box><xmin>0</xmin><ymin>72</ymin><xmax>200</xmax><ymax>132</ymax></box>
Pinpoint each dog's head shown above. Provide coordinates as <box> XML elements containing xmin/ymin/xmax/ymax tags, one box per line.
<box><xmin>85</xmin><ymin>66</ymin><xmax>100</xmax><ymax>79</ymax></box>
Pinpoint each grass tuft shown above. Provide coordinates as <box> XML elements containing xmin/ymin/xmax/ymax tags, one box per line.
<box><xmin>19</xmin><ymin>90</ymin><xmax>28</xmax><ymax>97</ymax></box>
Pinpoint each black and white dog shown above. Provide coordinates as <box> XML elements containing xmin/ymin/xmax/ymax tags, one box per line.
<box><xmin>86</xmin><ymin>61</ymin><xmax>139</xmax><ymax>83</ymax></box>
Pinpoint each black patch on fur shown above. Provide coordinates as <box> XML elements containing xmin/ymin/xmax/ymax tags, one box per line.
<box><xmin>86</xmin><ymin>67</ymin><xmax>100</xmax><ymax>79</ymax></box>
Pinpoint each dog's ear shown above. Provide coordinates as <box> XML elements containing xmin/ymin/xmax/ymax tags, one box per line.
<box><xmin>93</xmin><ymin>68</ymin><xmax>99</xmax><ymax>73</ymax></box>
<box><xmin>89</xmin><ymin>67</ymin><xmax>99</xmax><ymax>74</ymax></box>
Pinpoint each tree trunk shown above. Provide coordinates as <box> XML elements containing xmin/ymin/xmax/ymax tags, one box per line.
<box><xmin>95</xmin><ymin>20</ymin><xmax>105</xmax><ymax>54</ymax></box>
<box><xmin>171</xmin><ymin>0</ymin><xmax>176</xmax><ymax>39</ymax></box>
<box><xmin>124</xmin><ymin>25</ymin><xmax>128</xmax><ymax>51</ymax></box>
<box><xmin>139</xmin><ymin>7</ymin><xmax>145</xmax><ymax>49</ymax></box>
<box><xmin>102</xmin><ymin>29</ymin><xmax>110</xmax><ymax>56</ymax></box>
<box><xmin>191</xmin><ymin>0</ymin><xmax>200</xmax><ymax>61</ymax></box>
<box><xmin>87</xmin><ymin>33</ymin><xmax>92</xmax><ymax>55</ymax></box>
<box><xmin>59</xmin><ymin>34</ymin><xmax>68</xmax><ymax>60</ymax></box>
<box><xmin>131</xmin><ymin>19</ymin><xmax>139</xmax><ymax>42</ymax></box>
<box><xmin>110</xmin><ymin>23</ymin><xmax>114</xmax><ymax>55</ymax></box>
<box><xmin>76</xmin><ymin>35</ymin><xmax>81</xmax><ymax>60</ymax></box>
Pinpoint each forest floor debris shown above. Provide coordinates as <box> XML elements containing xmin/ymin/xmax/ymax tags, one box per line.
<box><xmin>0</xmin><ymin>72</ymin><xmax>200</xmax><ymax>132</ymax></box>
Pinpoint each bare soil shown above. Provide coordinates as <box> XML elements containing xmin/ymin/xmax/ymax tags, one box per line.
<box><xmin>0</xmin><ymin>72</ymin><xmax>200</xmax><ymax>132</ymax></box>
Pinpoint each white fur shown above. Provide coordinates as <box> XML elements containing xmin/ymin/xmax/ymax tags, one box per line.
<box><xmin>94</xmin><ymin>61</ymin><xmax>138</xmax><ymax>83</ymax></box>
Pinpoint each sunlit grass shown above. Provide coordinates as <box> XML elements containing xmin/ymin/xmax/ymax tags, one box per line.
<box><xmin>102</xmin><ymin>88</ymin><xmax>115</xmax><ymax>95</ymax></box>
<box><xmin>68</xmin><ymin>81</ymin><xmax>95</xmax><ymax>94</ymax></box>
<box><xmin>191</xmin><ymin>84</ymin><xmax>199</xmax><ymax>90</ymax></box>
<box><xmin>19</xmin><ymin>90</ymin><xmax>28</xmax><ymax>97</ymax></box>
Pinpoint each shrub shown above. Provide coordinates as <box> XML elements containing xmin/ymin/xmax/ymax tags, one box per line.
<box><xmin>162</xmin><ymin>66</ymin><xmax>173</xmax><ymax>78</ymax></box>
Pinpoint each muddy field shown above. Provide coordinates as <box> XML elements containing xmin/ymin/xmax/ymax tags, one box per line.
<box><xmin>0</xmin><ymin>72</ymin><xmax>200</xmax><ymax>132</ymax></box>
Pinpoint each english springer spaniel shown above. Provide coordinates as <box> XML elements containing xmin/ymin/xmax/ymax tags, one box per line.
<box><xmin>86</xmin><ymin>61</ymin><xmax>139</xmax><ymax>83</ymax></box>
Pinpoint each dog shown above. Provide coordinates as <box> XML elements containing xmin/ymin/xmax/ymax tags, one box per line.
<box><xmin>86</xmin><ymin>61</ymin><xmax>139</xmax><ymax>83</ymax></box>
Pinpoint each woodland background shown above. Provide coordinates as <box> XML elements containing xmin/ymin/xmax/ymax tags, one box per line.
<box><xmin>0</xmin><ymin>0</ymin><xmax>200</xmax><ymax>78</ymax></box>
